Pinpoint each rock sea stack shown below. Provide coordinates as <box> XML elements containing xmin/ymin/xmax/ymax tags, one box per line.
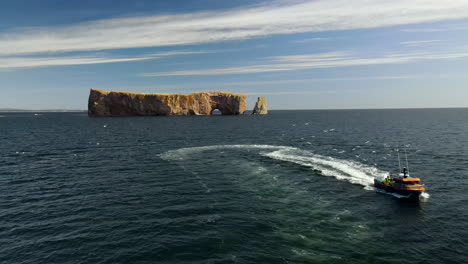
<box><xmin>252</xmin><ymin>97</ymin><xmax>268</xmax><ymax>115</ymax></box>
<box><xmin>88</xmin><ymin>89</ymin><xmax>247</xmax><ymax>116</ymax></box>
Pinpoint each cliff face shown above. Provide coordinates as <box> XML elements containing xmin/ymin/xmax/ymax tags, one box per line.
<box><xmin>88</xmin><ymin>89</ymin><xmax>247</xmax><ymax>116</ymax></box>
<box><xmin>252</xmin><ymin>97</ymin><xmax>268</xmax><ymax>115</ymax></box>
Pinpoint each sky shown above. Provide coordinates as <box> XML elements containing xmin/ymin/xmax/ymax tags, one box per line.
<box><xmin>1</xmin><ymin>0</ymin><xmax>468</xmax><ymax>110</ymax></box>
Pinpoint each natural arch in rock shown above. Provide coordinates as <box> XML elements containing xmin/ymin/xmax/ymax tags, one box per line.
<box><xmin>211</xmin><ymin>109</ymin><xmax>222</xmax><ymax>115</ymax></box>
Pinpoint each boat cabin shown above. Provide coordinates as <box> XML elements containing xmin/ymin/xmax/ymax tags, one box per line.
<box><xmin>392</xmin><ymin>177</ymin><xmax>421</xmax><ymax>185</ymax></box>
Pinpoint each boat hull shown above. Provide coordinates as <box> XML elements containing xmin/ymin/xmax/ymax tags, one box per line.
<box><xmin>374</xmin><ymin>179</ymin><xmax>423</xmax><ymax>199</ymax></box>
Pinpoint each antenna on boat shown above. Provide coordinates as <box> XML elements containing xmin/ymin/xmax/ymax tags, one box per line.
<box><xmin>404</xmin><ymin>147</ymin><xmax>410</xmax><ymax>176</ymax></box>
<box><xmin>396</xmin><ymin>147</ymin><xmax>402</xmax><ymax>173</ymax></box>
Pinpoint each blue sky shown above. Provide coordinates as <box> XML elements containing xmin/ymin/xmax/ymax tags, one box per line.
<box><xmin>1</xmin><ymin>0</ymin><xmax>468</xmax><ymax>110</ymax></box>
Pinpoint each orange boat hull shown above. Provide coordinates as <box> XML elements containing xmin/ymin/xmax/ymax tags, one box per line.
<box><xmin>374</xmin><ymin>178</ymin><xmax>425</xmax><ymax>199</ymax></box>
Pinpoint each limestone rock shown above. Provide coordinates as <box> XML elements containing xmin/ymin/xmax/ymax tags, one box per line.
<box><xmin>252</xmin><ymin>97</ymin><xmax>268</xmax><ymax>115</ymax></box>
<box><xmin>88</xmin><ymin>89</ymin><xmax>247</xmax><ymax>116</ymax></box>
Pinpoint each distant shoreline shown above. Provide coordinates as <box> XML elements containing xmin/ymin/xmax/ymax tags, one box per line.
<box><xmin>0</xmin><ymin>107</ymin><xmax>466</xmax><ymax>113</ymax></box>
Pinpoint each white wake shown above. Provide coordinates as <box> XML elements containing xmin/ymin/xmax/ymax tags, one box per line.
<box><xmin>160</xmin><ymin>144</ymin><xmax>389</xmax><ymax>191</ymax></box>
<box><xmin>261</xmin><ymin>148</ymin><xmax>388</xmax><ymax>190</ymax></box>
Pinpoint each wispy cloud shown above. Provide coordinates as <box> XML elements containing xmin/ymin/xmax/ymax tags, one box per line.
<box><xmin>0</xmin><ymin>50</ymin><xmax>206</xmax><ymax>69</ymax></box>
<box><xmin>95</xmin><ymin>75</ymin><xmax>420</xmax><ymax>91</ymax></box>
<box><xmin>400</xmin><ymin>40</ymin><xmax>445</xmax><ymax>47</ymax></box>
<box><xmin>244</xmin><ymin>90</ymin><xmax>351</xmax><ymax>95</ymax></box>
<box><xmin>0</xmin><ymin>55</ymin><xmax>154</xmax><ymax>69</ymax></box>
<box><xmin>140</xmin><ymin>51</ymin><xmax>468</xmax><ymax>77</ymax></box>
<box><xmin>1</xmin><ymin>0</ymin><xmax>468</xmax><ymax>56</ymax></box>
<box><xmin>293</xmin><ymin>37</ymin><xmax>330</xmax><ymax>43</ymax></box>
<box><xmin>94</xmin><ymin>73</ymin><xmax>468</xmax><ymax>93</ymax></box>
<box><xmin>401</xmin><ymin>25</ymin><xmax>468</xmax><ymax>32</ymax></box>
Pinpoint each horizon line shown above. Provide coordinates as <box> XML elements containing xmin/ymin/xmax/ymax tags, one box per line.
<box><xmin>2</xmin><ymin>106</ymin><xmax>467</xmax><ymax>112</ymax></box>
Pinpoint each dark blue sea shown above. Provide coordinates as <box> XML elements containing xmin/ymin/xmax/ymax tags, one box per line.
<box><xmin>1</xmin><ymin>109</ymin><xmax>467</xmax><ymax>263</ymax></box>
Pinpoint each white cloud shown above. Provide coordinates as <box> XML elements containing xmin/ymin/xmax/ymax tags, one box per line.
<box><xmin>400</xmin><ymin>40</ymin><xmax>445</xmax><ymax>47</ymax></box>
<box><xmin>244</xmin><ymin>90</ymin><xmax>350</xmax><ymax>95</ymax></box>
<box><xmin>401</xmin><ymin>25</ymin><xmax>468</xmax><ymax>32</ymax></box>
<box><xmin>0</xmin><ymin>55</ymin><xmax>153</xmax><ymax>69</ymax></box>
<box><xmin>94</xmin><ymin>75</ymin><xmax>420</xmax><ymax>91</ymax></box>
<box><xmin>2</xmin><ymin>0</ymin><xmax>468</xmax><ymax>56</ymax></box>
<box><xmin>140</xmin><ymin>51</ymin><xmax>468</xmax><ymax>77</ymax></box>
<box><xmin>0</xmin><ymin>50</ymin><xmax>206</xmax><ymax>69</ymax></box>
<box><xmin>293</xmin><ymin>37</ymin><xmax>330</xmax><ymax>43</ymax></box>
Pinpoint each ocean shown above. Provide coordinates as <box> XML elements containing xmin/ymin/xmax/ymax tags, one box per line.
<box><xmin>1</xmin><ymin>109</ymin><xmax>467</xmax><ymax>263</ymax></box>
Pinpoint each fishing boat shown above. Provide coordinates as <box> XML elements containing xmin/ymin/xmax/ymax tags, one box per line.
<box><xmin>374</xmin><ymin>148</ymin><xmax>426</xmax><ymax>199</ymax></box>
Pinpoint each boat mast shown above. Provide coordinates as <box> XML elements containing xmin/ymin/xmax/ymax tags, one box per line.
<box><xmin>397</xmin><ymin>148</ymin><xmax>402</xmax><ymax>173</ymax></box>
<box><xmin>404</xmin><ymin>147</ymin><xmax>410</xmax><ymax>175</ymax></box>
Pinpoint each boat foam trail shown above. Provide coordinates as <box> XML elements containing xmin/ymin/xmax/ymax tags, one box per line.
<box><xmin>420</xmin><ymin>192</ymin><xmax>430</xmax><ymax>199</ymax></box>
<box><xmin>160</xmin><ymin>144</ymin><xmax>295</xmax><ymax>161</ymax></box>
<box><xmin>261</xmin><ymin>148</ymin><xmax>388</xmax><ymax>190</ymax></box>
<box><xmin>161</xmin><ymin>144</ymin><xmax>391</xmax><ymax>191</ymax></box>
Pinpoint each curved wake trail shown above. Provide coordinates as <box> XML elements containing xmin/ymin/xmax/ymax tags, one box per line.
<box><xmin>160</xmin><ymin>144</ymin><xmax>389</xmax><ymax>191</ymax></box>
<box><xmin>160</xmin><ymin>144</ymin><xmax>295</xmax><ymax>161</ymax></box>
<box><xmin>261</xmin><ymin>148</ymin><xmax>388</xmax><ymax>190</ymax></box>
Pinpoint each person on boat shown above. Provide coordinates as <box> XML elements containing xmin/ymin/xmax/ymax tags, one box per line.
<box><xmin>402</xmin><ymin>167</ymin><xmax>408</xmax><ymax>178</ymax></box>
<box><xmin>385</xmin><ymin>176</ymin><xmax>391</xmax><ymax>184</ymax></box>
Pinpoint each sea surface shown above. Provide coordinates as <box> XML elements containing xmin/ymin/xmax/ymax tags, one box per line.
<box><xmin>1</xmin><ymin>109</ymin><xmax>467</xmax><ymax>264</ymax></box>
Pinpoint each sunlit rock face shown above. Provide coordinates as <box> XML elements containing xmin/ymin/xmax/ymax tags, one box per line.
<box><xmin>88</xmin><ymin>89</ymin><xmax>247</xmax><ymax>116</ymax></box>
<box><xmin>252</xmin><ymin>96</ymin><xmax>268</xmax><ymax>115</ymax></box>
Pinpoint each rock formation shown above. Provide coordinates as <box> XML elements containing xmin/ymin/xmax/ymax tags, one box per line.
<box><xmin>88</xmin><ymin>89</ymin><xmax>247</xmax><ymax>116</ymax></box>
<box><xmin>252</xmin><ymin>97</ymin><xmax>268</xmax><ymax>115</ymax></box>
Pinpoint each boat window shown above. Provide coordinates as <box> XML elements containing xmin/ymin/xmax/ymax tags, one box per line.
<box><xmin>405</xmin><ymin>181</ymin><xmax>419</xmax><ymax>185</ymax></box>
